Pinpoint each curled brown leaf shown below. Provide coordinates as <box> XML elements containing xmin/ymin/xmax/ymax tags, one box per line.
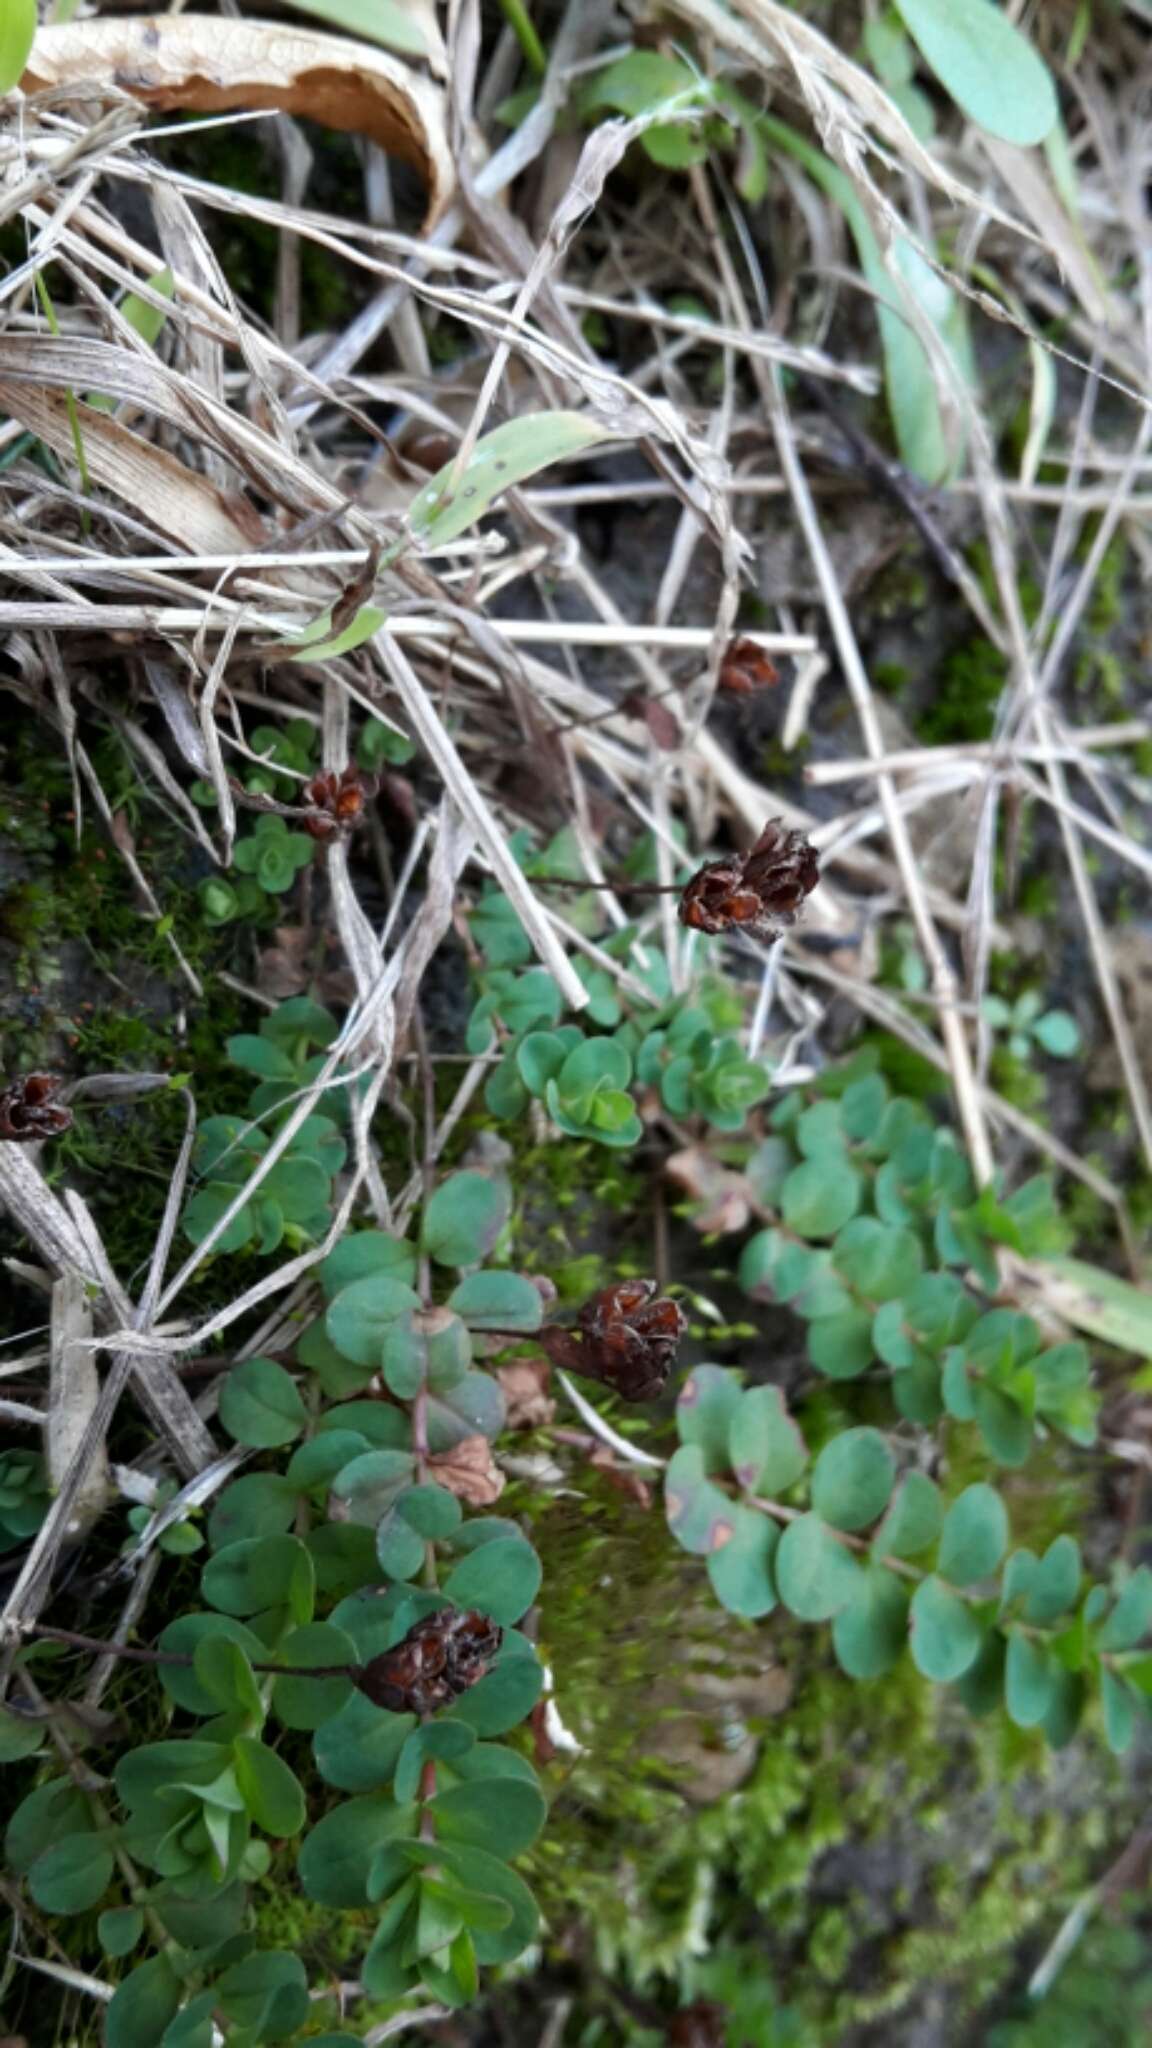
<box><xmin>428</xmin><ymin>1433</ymin><xmax>505</xmax><ymax>1507</ymax></box>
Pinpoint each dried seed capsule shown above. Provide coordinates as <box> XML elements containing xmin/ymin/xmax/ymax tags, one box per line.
<box><xmin>678</xmin><ymin>818</ymin><xmax>819</xmax><ymax>941</ymax></box>
<box><xmin>354</xmin><ymin>1607</ymin><xmax>502</xmax><ymax>1715</ymax></box>
<box><xmin>0</xmin><ymin>1074</ymin><xmax>73</xmax><ymax>1142</ymax></box>
<box><xmin>540</xmin><ymin>1279</ymin><xmax>687</xmax><ymax>1401</ymax></box>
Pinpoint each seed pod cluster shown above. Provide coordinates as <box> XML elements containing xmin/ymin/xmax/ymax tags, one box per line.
<box><xmin>354</xmin><ymin>1607</ymin><xmax>503</xmax><ymax>1715</ymax></box>
<box><xmin>540</xmin><ymin>1279</ymin><xmax>687</xmax><ymax>1401</ymax></box>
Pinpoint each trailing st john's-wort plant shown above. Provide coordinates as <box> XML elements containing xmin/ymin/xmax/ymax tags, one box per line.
<box><xmin>5</xmin><ymin>823</ymin><xmax>1151</xmax><ymax>2040</ymax></box>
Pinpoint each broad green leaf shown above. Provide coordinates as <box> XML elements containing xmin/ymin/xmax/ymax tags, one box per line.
<box><xmin>0</xmin><ymin>0</ymin><xmax>36</xmax><ymax>94</ymax></box>
<box><xmin>955</xmin><ymin>1629</ymin><xmax>1006</xmax><ymax>1717</ymax></box>
<box><xmin>98</xmin><ymin>1906</ymin><xmax>145</xmax><ymax>1957</ymax></box>
<box><xmin>872</xmin><ymin>1472</ymin><xmax>942</xmax><ymax>1560</ymax></box>
<box><xmin>201</xmin><ymin>1533</ymin><xmax>314</xmax><ymax>1621</ymax></box>
<box><xmin>1101</xmin><ymin>1668</ymin><xmax>1140</xmax><ymax>1754</ymax></box>
<box><xmin>233</xmin><ymin>1735</ymin><xmax>307</xmax><ymax>1836</ymax></box>
<box><xmin>208</xmin><ymin>1471</ymin><xmax>296</xmax><ymax>1549</ymax></box>
<box><xmin>1097</xmin><ymin>1566</ymin><xmax>1152</xmax><ymax>1652</ymax></box>
<box><xmin>6</xmin><ymin>1779</ymin><xmax>92</xmax><ymax>1875</ymax></box>
<box><xmin>422</xmin><ymin>1172</ymin><xmax>510</xmax><ymax>1267</ymax></box>
<box><xmin>909</xmin><ymin>1576</ymin><xmax>983</xmax><ymax>1680</ymax></box>
<box><xmin>443</xmin><ymin>1536</ymin><xmax>541</xmax><ymax>1626</ymax></box>
<box><xmin>321</xmin><ymin>1230</ymin><xmax>418</xmax><ymax>1299</ymax></box>
<box><xmin>676</xmin><ymin>1363</ymin><xmax>743</xmax><ymax>1471</ymax></box>
<box><xmin>894</xmin><ymin>0</ymin><xmax>1058</xmax><ymax>146</ymax></box>
<box><xmin>832</xmin><ymin>1218</ymin><xmax>924</xmax><ymax>1302</ymax></box>
<box><xmin>217</xmin><ymin>1355</ymin><xmax>307</xmax><ymax>1448</ymax></box>
<box><xmin>781</xmin><ymin>1157</ymin><xmax>862</xmax><ymax>1237</ymax></box>
<box><xmin>155</xmin><ymin>1615</ymin><xmax>263</xmax><ymax>1716</ymax></box>
<box><xmin>105</xmin><ymin>1954</ymin><xmax>182</xmax><ymax>2048</ymax></box>
<box><xmin>326</xmin><ymin>1274</ymin><xmax>422</xmax><ymax>1367</ymax></box>
<box><xmin>706</xmin><ymin>1501</ymin><xmax>778</xmax><ymax>1618</ymax></box>
<box><xmin>775</xmin><ymin>1512</ymin><xmax>861</xmax><ymax>1621</ymax></box>
<box><xmin>430</xmin><ymin>1842</ymin><xmax>538</xmax><ymax>1964</ymax></box>
<box><xmin>432</xmin><ymin>1777</ymin><xmax>546</xmax><ymax>1857</ymax></box>
<box><xmin>973</xmin><ymin>1383</ymin><xmax>1032</xmax><ymax>1467</ymax></box>
<box><xmin>832</xmin><ymin>1565</ymin><xmax>909</xmax><ymax>1679</ymax></box>
<box><xmin>664</xmin><ymin>1443</ymin><xmax>738</xmax><ymax>1557</ymax></box>
<box><xmin>313</xmin><ymin>1693</ymin><xmax>415</xmax><ymax>1791</ymax></box>
<box><xmin>330</xmin><ymin>1447</ymin><xmax>415</xmax><ymax>1526</ymax></box>
<box><xmin>194</xmin><ymin>1635</ymin><xmax>263</xmax><ymax>1722</ymax></box>
<box><xmin>216</xmin><ymin>1950</ymin><xmax>310</xmax><ymax>2037</ymax></box>
<box><xmin>289</xmin><ymin>603</ymin><xmax>387</xmax><ymax>663</ymax></box>
<box><xmin>448</xmin><ymin>1649</ymin><xmax>544</xmax><ymax>1737</ymax></box>
<box><xmin>811</xmin><ymin>1428</ymin><xmax>895</xmax><ymax>1533</ymax></box>
<box><xmin>1040</xmin><ymin>1256</ymin><xmax>1152</xmax><ymax>1360</ymax></box>
<box><xmin>937</xmin><ymin>1483</ymin><xmax>1009</xmax><ymax>1586</ymax></box>
<box><xmin>807</xmin><ymin>1309</ymin><xmax>874</xmax><ymax>1380</ymax></box>
<box><xmin>298</xmin><ymin>1794</ymin><xmax>418</xmax><ymax>1906</ymax></box>
<box><xmin>1043</xmin><ymin>1669</ymin><xmax>1086</xmax><ymax>1750</ymax></box>
<box><xmin>271</xmin><ymin>1622</ymin><xmax>357</xmax><ymax>1730</ymax></box>
<box><xmin>29</xmin><ymin>1832</ymin><xmax>114</xmax><ymax>1915</ymax></box>
<box><xmin>446</xmin><ymin>1270</ymin><xmax>543</xmax><ymax>1333</ymax></box>
<box><xmin>0</xmin><ymin>1704</ymin><xmax>43</xmax><ymax>1761</ymax></box>
<box><xmin>282</xmin><ymin>0</ymin><xmax>429</xmax><ymax>58</ymax></box>
<box><xmin>409</xmin><ymin>414</ymin><xmax>620</xmax><ymax>547</ymax></box>
<box><xmin>1004</xmin><ymin>1630</ymin><xmax>1055</xmax><ymax>1728</ymax></box>
<box><xmin>426</xmin><ymin>1369</ymin><xmax>506</xmax><ymax>1452</ymax></box>
<box><xmin>1023</xmin><ymin>1536</ymin><xmax>1081</xmax><ymax>1627</ymax></box>
<box><xmin>727</xmin><ymin>1383</ymin><xmax>809</xmax><ymax>1495</ymax></box>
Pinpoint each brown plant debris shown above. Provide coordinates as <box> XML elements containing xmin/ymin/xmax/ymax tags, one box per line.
<box><xmin>540</xmin><ymin>1280</ymin><xmax>687</xmax><ymax>1401</ymax></box>
<box><xmin>678</xmin><ymin>818</ymin><xmax>820</xmax><ymax>940</ymax></box>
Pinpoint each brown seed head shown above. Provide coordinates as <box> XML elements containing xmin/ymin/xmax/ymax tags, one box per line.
<box><xmin>0</xmin><ymin>1074</ymin><xmax>73</xmax><ymax>1143</ymax></box>
<box><xmin>539</xmin><ymin>1279</ymin><xmax>687</xmax><ymax>1401</ymax></box>
<box><xmin>302</xmin><ymin>767</ymin><xmax>379</xmax><ymax>842</ymax></box>
<box><xmin>353</xmin><ymin>1607</ymin><xmax>502</xmax><ymax>1716</ymax></box>
<box><xmin>718</xmin><ymin>636</ymin><xmax>780</xmax><ymax>695</ymax></box>
<box><xmin>678</xmin><ymin>818</ymin><xmax>819</xmax><ymax>941</ymax></box>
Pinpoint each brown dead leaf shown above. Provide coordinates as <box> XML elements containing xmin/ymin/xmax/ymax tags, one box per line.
<box><xmin>257</xmin><ymin>925</ymin><xmax>313</xmax><ymax>1000</ymax></box>
<box><xmin>24</xmin><ymin>17</ymin><xmax>455</xmax><ymax>226</ymax></box>
<box><xmin>496</xmin><ymin>1356</ymin><xmax>555</xmax><ymax>1431</ymax></box>
<box><xmin>0</xmin><ymin>382</ymin><xmax>265</xmax><ymax>556</ymax></box>
<box><xmin>428</xmin><ymin>1433</ymin><xmax>505</xmax><ymax>1507</ymax></box>
<box><xmin>665</xmin><ymin>1146</ymin><xmax>754</xmax><ymax>1236</ymax></box>
<box><xmin>619</xmin><ymin>688</ymin><xmax>683</xmax><ymax>752</ymax></box>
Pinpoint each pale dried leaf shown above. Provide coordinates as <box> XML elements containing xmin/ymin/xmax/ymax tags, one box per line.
<box><xmin>496</xmin><ymin>1356</ymin><xmax>556</xmax><ymax>1430</ymax></box>
<box><xmin>0</xmin><ymin>380</ymin><xmax>263</xmax><ymax>555</ymax></box>
<box><xmin>665</xmin><ymin>1147</ymin><xmax>754</xmax><ymax>1236</ymax></box>
<box><xmin>24</xmin><ymin>14</ymin><xmax>455</xmax><ymax>225</ymax></box>
<box><xmin>428</xmin><ymin>1432</ymin><xmax>506</xmax><ymax>1506</ymax></box>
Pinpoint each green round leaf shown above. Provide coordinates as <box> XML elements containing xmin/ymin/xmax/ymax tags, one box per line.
<box><xmin>155</xmin><ymin>1615</ymin><xmax>263</xmax><ymax>1715</ymax></box>
<box><xmin>1101</xmin><ymin>1668</ymin><xmax>1140</xmax><ymax>1754</ymax></box>
<box><xmin>105</xmin><ymin>1954</ymin><xmax>182</xmax><ymax>2048</ymax></box>
<box><xmin>908</xmin><ymin>1575</ymin><xmax>982</xmax><ymax>1681</ymax></box>
<box><xmin>937</xmin><ymin>1482</ymin><xmax>1009</xmax><ymax>1586</ymax></box>
<box><xmin>432</xmin><ymin>1777</ymin><xmax>546</xmax><ymax>1858</ymax></box>
<box><xmin>664</xmin><ymin>1444</ymin><xmax>737</xmax><ymax>1556</ymax></box>
<box><xmin>431</xmin><ymin>1841</ymin><xmax>539</xmax><ymax>1964</ymax></box>
<box><xmin>201</xmin><ymin>1533</ymin><xmax>314</xmax><ymax>1620</ymax></box>
<box><xmin>427</xmin><ymin>1369</ymin><xmax>506</xmax><ymax>1451</ymax></box>
<box><xmin>807</xmin><ymin>1309</ymin><xmax>874</xmax><ymax>1380</ymax></box>
<box><xmin>29</xmin><ymin>1832</ymin><xmax>115</xmax><ymax>1914</ymax></box>
<box><xmin>399</xmin><ymin>1483</ymin><xmax>463</xmax><ymax>1539</ymax></box>
<box><xmin>321</xmin><ymin>1231</ymin><xmax>418</xmax><ymax>1299</ymax></box>
<box><xmin>775</xmin><ymin>1512</ymin><xmax>862</xmax><ymax>1621</ymax></box>
<box><xmin>233</xmin><ymin>1734</ymin><xmax>307</xmax><ymax>1836</ymax></box>
<box><xmin>298</xmin><ymin>1794</ymin><xmax>416</xmax><ymax>1906</ymax></box>
<box><xmin>376</xmin><ymin>1509</ymin><xmax>428</xmax><ymax>1582</ymax></box>
<box><xmin>872</xmin><ymin>1472</ymin><xmax>943</xmax><ymax>1561</ymax></box>
<box><xmin>98</xmin><ymin>1906</ymin><xmax>145</xmax><ymax>1957</ymax></box>
<box><xmin>313</xmin><ymin>1693</ymin><xmax>415</xmax><ymax>1792</ymax></box>
<box><xmin>781</xmin><ymin>1158</ymin><xmax>861</xmax><ymax>1237</ymax></box>
<box><xmin>217</xmin><ymin>1355</ymin><xmax>307</xmax><ymax>1449</ymax></box>
<box><xmin>447</xmin><ymin>1650</ymin><xmax>544</xmax><ymax>1737</ymax></box>
<box><xmin>1097</xmin><ymin>1565</ymin><xmax>1152</xmax><ymax>1652</ymax></box>
<box><xmin>271</xmin><ymin>1622</ymin><xmax>357</xmax><ymax>1730</ymax></box>
<box><xmin>894</xmin><ymin>0</ymin><xmax>1057</xmax><ymax>147</ymax></box>
<box><xmin>811</xmin><ymin>1428</ymin><xmax>895</xmax><ymax>1533</ymax></box>
<box><xmin>832</xmin><ymin>1565</ymin><xmax>909</xmax><ymax>1679</ymax></box>
<box><xmin>447</xmin><ymin>1270</ymin><xmax>544</xmax><ymax>1333</ymax></box>
<box><xmin>443</xmin><ymin>1535</ymin><xmax>541</xmax><ymax>1625</ymax></box>
<box><xmin>1032</xmin><ymin>1009</ymin><xmax>1080</xmax><ymax>1057</ymax></box>
<box><xmin>216</xmin><ymin>1950</ymin><xmax>309</xmax><ymax>2037</ymax></box>
<box><xmin>1004</xmin><ymin>1630</ymin><xmax>1055</xmax><ymax>1729</ymax></box>
<box><xmin>6</xmin><ymin>1779</ymin><xmax>93</xmax><ymax>1874</ymax></box>
<box><xmin>676</xmin><ymin>1364</ymin><xmax>742</xmax><ymax>1471</ymax></box>
<box><xmin>832</xmin><ymin>1217</ymin><xmax>924</xmax><ymax>1302</ymax></box>
<box><xmin>727</xmin><ymin>1384</ymin><xmax>809</xmax><ymax>1495</ymax></box>
<box><xmin>1023</xmin><ymin>1536</ymin><xmax>1081</xmax><ymax>1627</ymax></box>
<box><xmin>207</xmin><ymin>1471</ymin><xmax>297</xmax><ymax>1551</ymax></box>
<box><xmin>422</xmin><ymin>1172</ymin><xmax>511</xmax><ymax>1267</ymax></box>
<box><xmin>326</xmin><ymin>1273</ymin><xmax>422</xmax><ymax>1368</ymax></box>
<box><xmin>330</xmin><ymin>1448</ymin><xmax>415</xmax><ymax>1526</ymax></box>
<box><xmin>706</xmin><ymin>1501</ymin><xmax>778</xmax><ymax>1618</ymax></box>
